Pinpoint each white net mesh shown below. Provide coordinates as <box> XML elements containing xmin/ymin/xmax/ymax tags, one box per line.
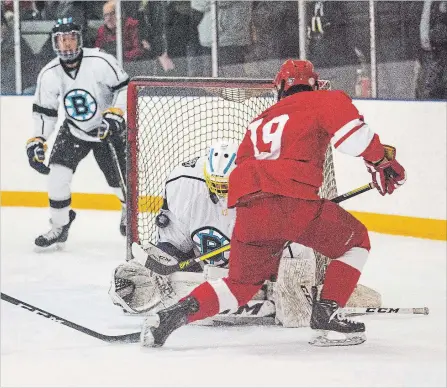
<box><xmin>128</xmin><ymin>77</ymin><xmax>337</xmax><ymax>285</ymax></box>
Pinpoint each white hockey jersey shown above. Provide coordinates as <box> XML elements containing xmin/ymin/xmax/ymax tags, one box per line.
<box><xmin>157</xmin><ymin>156</ymin><xmax>235</xmax><ymax>267</ymax></box>
<box><xmin>32</xmin><ymin>48</ymin><xmax>129</xmax><ymax>142</ymax></box>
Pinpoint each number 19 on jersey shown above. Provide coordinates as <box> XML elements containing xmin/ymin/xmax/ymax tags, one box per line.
<box><xmin>247</xmin><ymin>114</ymin><xmax>289</xmax><ymax>160</ymax></box>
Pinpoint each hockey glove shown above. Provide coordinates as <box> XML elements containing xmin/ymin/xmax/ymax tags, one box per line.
<box><xmin>96</xmin><ymin>107</ymin><xmax>125</xmax><ymax>140</ymax></box>
<box><xmin>364</xmin><ymin>145</ymin><xmax>406</xmax><ymax>196</ymax></box>
<box><xmin>26</xmin><ymin>137</ymin><xmax>50</xmax><ymax>175</ymax></box>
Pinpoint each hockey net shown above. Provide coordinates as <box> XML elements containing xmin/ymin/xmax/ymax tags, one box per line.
<box><xmin>127</xmin><ymin>77</ymin><xmax>336</xmax><ymax>284</ymax></box>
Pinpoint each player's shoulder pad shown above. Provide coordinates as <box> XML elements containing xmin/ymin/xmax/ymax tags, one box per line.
<box><xmin>166</xmin><ymin>156</ymin><xmax>206</xmax><ymax>182</ymax></box>
<box><xmin>38</xmin><ymin>57</ymin><xmax>61</xmax><ymax>75</ymax></box>
<box><xmin>83</xmin><ymin>47</ymin><xmax>120</xmax><ymax>64</ymax></box>
<box><xmin>325</xmin><ymin>89</ymin><xmax>353</xmax><ymax>103</ymax></box>
<box><xmin>36</xmin><ymin>57</ymin><xmax>62</xmax><ymax>87</ymax></box>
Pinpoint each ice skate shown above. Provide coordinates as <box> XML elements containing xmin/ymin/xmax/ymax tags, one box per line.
<box><xmin>35</xmin><ymin>210</ymin><xmax>76</xmax><ymax>250</ymax></box>
<box><xmin>309</xmin><ymin>287</ymin><xmax>366</xmax><ymax>347</ymax></box>
<box><xmin>141</xmin><ymin>296</ymin><xmax>199</xmax><ymax>347</ymax></box>
<box><xmin>120</xmin><ymin>204</ymin><xmax>126</xmax><ymax>236</ymax></box>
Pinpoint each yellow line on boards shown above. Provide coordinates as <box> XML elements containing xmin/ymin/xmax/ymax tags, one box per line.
<box><xmin>0</xmin><ymin>191</ymin><xmax>445</xmax><ymax>241</ymax></box>
<box><xmin>350</xmin><ymin>211</ymin><xmax>446</xmax><ymax>241</ymax></box>
<box><xmin>0</xmin><ymin>191</ymin><xmax>164</xmax><ymax>213</ymax></box>
<box><xmin>0</xmin><ymin>191</ymin><xmax>122</xmax><ymax>210</ymax></box>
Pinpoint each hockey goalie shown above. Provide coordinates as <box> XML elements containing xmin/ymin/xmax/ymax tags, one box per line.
<box><xmin>109</xmin><ymin>141</ymin><xmax>380</xmax><ymax>327</ymax></box>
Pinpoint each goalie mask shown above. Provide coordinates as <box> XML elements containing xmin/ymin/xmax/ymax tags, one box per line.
<box><xmin>52</xmin><ymin>17</ymin><xmax>83</xmax><ymax>62</ymax></box>
<box><xmin>204</xmin><ymin>142</ymin><xmax>238</xmax><ymax>198</ymax></box>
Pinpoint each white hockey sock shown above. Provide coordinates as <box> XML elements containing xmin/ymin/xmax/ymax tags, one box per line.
<box><xmin>50</xmin><ymin>207</ymin><xmax>70</xmax><ymax>227</ymax></box>
<box><xmin>48</xmin><ymin>164</ymin><xmax>73</xmax><ymax>227</ymax></box>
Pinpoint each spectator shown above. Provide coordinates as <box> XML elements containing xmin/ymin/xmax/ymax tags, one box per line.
<box><xmin>137</xmin><ymin>0</ymin><xmax>174</xmax><ymax>72</ymax></box>
<box><xmin>191</xmin><ymin>0</ymin><xmax>253</xmax><ymax>77</ymax></box>
<box><xmin>95</xmin><ymin>0</ymin><xmax>144</xmax><ymax>62</ymax></box>
<box><xmin>2</xmin><ymin>0</ymin><xmax>41</xmax><ymax>20</ymax></box>
<box><xmin>1</xmin><ymin>12</ymin><xmax>37</xmax><ymax>94</ymax></box>
<box><xmin>245</xmin><ymin>1</ymin><xmax>299</xmax><ymax>77</ymax></box>
<box><xmin>416</xmin><ymin>0</ymin><xmax>447</xmax><ymax>99</ymax></box>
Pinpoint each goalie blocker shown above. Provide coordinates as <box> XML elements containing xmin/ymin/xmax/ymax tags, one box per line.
<box><xmin>109</xmin><ymin>242</ymin><xmax>381</xmax><ymax>327</ymax></box>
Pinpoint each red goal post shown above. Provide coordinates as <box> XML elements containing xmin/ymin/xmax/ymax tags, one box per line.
<box><xmin>126</xmin><ymin>77</ymin><xmax>337</xmax><ymax>284</ymax></box>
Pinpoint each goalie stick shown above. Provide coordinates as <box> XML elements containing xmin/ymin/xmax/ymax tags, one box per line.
<box><xmin>1</xmin><ymin>293</ymin><xmax>140</xmax><ymax>343</ymax></box>
<box><xmin>136</xmin><ymin>183</ymin><xmax>375</xmax><ymax>276</ymax></box>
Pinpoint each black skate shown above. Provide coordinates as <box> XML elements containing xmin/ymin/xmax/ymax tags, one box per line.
<box><xmin>309</xmin><ymin>287</ymin><xmax>366</xmax><ymax>347</ymax></box>
<box><xmin>140</xmin><ymin>296</ymin><xmax>199</xmax><ymax>347</ymax></box>
<box><xmin>120</xmin><ymin>205</ymin><xmax>126</xmax><ymax>236</ymax></box>
<box><xmin>35</xmin><ymin>210</ymin><xmax>76</xmax><ymax>250</ymax></box>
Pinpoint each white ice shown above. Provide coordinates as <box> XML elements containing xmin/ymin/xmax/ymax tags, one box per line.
<box><xmin>1</xmin><ymin>207</ymin><xmax>445</xmax><ymax>387</ymax></box>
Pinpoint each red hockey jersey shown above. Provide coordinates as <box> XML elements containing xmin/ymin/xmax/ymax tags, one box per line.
<box><xmin>228</xmin><ymin>90</ymin><xmax>384</xmax><ymax>207</ymax></box>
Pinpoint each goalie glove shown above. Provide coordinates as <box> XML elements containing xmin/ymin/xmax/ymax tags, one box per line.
<box><xmin>364</xmin><ymin>145</ymin><xmax>406</xmax><ymax>196</ymax></box>
<box><xmin>109</xmin><ymin>260</ymin><xmax>176</xmax><ymax>314</ymax></box>
<box><xmin>95</xmin><ymin>107</ymin><xmax>125</xmax><ymax>140</ymax></box>
<box><xmin>26</xmin><ymin>137</ymin><xmax>50</xmax><ymax>175</ymax></box>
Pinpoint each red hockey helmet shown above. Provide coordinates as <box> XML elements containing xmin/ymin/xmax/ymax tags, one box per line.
<box><xmin>274</xmin><ymin>59</ymin><xmax>319</xmax><ymax>96</ymax></box>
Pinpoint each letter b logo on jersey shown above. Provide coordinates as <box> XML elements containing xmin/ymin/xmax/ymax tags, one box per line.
<box><xmin>64</xmin><ymin>89</ymin><xmax>97</xmax><ymax>121</ymax></box>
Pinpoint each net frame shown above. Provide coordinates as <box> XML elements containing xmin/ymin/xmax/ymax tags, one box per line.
<box><xmin>126</xmin><ymin>76</ymin><xmax>337</xmax><ymax>284</ymax></box>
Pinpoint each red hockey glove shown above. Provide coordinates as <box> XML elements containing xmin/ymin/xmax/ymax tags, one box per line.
<box><xmin>364</xmin><ymin>145</ymin><xmax>406</xmax><ymax>196</ymax></box>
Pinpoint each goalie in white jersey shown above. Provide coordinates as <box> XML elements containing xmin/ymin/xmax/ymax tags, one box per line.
<box><xmin>109</xmin><ymin>141</ymin><xmax>326</xmax><ymax>326</ymax></box>
<box><xmin>26</xmin><ymin>17</ymin><xmax>129</xmax><ymax>249</ymax></box>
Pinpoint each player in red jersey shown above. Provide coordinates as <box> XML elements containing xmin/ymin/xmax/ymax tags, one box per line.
<box><xmin>140</xmin><ymin>59</ymin><xmax>407</xmax><ymax>347</ymax></box>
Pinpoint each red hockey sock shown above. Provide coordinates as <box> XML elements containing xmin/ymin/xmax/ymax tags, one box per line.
<box><xmin>321</xmin><ymin>260</ymin><xmax>361</xmax><ymax>307</ymax></box>
<box><xmin>183</xmin><ymin>282</ymin><xmax>219</xmax><ymax>323</ymax></box>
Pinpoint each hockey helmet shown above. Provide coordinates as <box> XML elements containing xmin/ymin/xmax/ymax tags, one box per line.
<box><xmin>274</xmin><ymin>59</ymin><xmax>319</xmax><ymax>97</ymax></box>
<box><xmin>52</xmin><ymin>17</ymin><xmax>82</xmax><ymax>62</ymax></box>
<box><xmin>204</xmin><ymin>141</ymin><xmax>238</xmax><ymax>198</ymax></box>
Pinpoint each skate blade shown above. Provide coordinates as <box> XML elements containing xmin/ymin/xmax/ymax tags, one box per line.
<box><xmin>33</xmin><ymin>242</ymin><xmax>66</xmax><ymax>253</ymax></box>
<box><xmin>140</xmin><ymin>315</ymin><xmax>160</xmax><ymax>348</ymax></box>
<box><xmin>309</xmin><ymin>330</ymin><xmax>366</xmax><ymax>347</ymax></box>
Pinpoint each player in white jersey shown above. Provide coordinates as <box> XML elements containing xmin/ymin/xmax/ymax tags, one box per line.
<box><xmin>26</xmin><ymin>17</ymin><xmax>129</xmax><ymax>249</ymax></box>
<box><xmin>155</xmin><ymin>147</ymin><xmax>236</xmax><ymax>271</ymax></box>
<box><xmin>109</xmin><ymin>141</ymin><xmax>322</xmax><ymax>326</ymax></box>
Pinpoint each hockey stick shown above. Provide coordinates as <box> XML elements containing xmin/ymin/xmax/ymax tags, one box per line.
<box><xmin>106</xmin><ymin>138</ymin><xmax>127</xmax><ymax>199</ymax></box>
<box><xmin>1</xmin><ymin>293</ymin><xmax>140</xmax><ymax>343</ymax></box>
<box><xmin>330</xmin><ymin>182</ymin><xmax>374</xmax><ymax>203</ymax></box>
<box><xmin>342</xmin><ymin>306</ymin><xmax>429</xmax><ymax>315</ymax></box>
<box><xmin>137</xmin><ymin>182</ymin><xmax>375</xmax><ymax>276</ymax></box>
<box><xmin>132</xmin><ymin>242</ymin><xmax>231</xmax><ymax>276</ymax></box>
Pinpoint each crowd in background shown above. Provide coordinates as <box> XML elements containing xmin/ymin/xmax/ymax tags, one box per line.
<box><xmin>1</xmin><ymin>0</ymin><xmax>446</xmax><ymax>99</ymax></box>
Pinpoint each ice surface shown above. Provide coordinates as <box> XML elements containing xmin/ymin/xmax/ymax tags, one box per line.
<box><xmin>1</xmin><ymin>207</ymin><xmax>445</xmax><ymax>387</ymax></box>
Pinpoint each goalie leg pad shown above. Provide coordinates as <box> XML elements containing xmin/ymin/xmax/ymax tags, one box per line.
<box><xmin>345</xmin><ymin>283</ymin><xmax>382</xmax><ymax>308</ymax></box>
<box><xmin>316</xmin><ymin>283</ymin><xmax>382</xmax><ymax>309</ymax></box>
<box><xmin>273</xmin><ymin>244</ymin><xmax>316</xmax><ymax>328</ymax></box>
<box><xmin>170</xmin><ymin>271</ymin><xmax>205</xmax><ymax>300</ymax></box>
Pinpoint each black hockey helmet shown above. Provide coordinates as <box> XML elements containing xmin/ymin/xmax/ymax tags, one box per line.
<box><xmin>52</xmin><ymin>17</ymin><xmax>82</xmax><ymax>62</ymax></box>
